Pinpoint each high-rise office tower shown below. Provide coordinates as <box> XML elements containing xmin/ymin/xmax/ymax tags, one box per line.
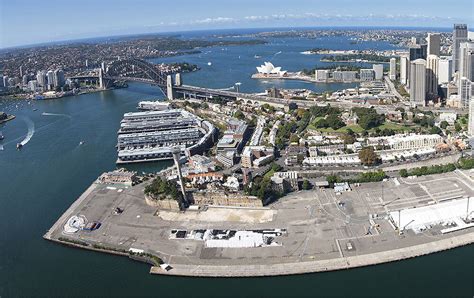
<box><xmin>19</xmin><ymin>66</ymin><xmax>23</xmax><ymax>78</ymax></box>
<box><xmin>46</xmin><ymin>70</ymin><xmax>54</xmax><ymax>90</ymax></box>
<box><xmin>453</xmin><ymin>24</ymin><xmax>468</xmax><ymax>74</ymax></box>
<box><xmin>389</xmin><ymin>58</ymin><xmax>397</xmax><ymax>80</ymax></box>
<box><xmin>22</xmin><ymin>75</ymin><xmax>29</xmax><ymax>86</ymax></box>
<box><xmin>459</xmin><ymin>41</ymin><xmax>474</xmax><ymax>81</ymax></box>
<box><xmin>409</xmin><ymin>44</ymin><xmax>427</xmax><ymax>61</ymax></box>
<box><xmin>469</xmin><ymin>88</ymin><xmax>474</xmax><ymax>136</ymax></box>
<box><xmin>411</xmin><ymin>37</ymin><xmax>421</xmax><ymax>45</ymax></box>
<box><xmin>53</xmin><ymin>69</ymin><xmax>65</xmax><ymax>88</ymax></box>
<box><xmin>410</xmin><ymin>59</ymin><xmax>426</xmax><ymax>106</ymax></box>
<box><xmin>400</xmin><ymin>54</ymin><xmax>409</xmax><ymax>85</ymax></box>
<box><xmin>372</xmin><ymin>64</ymin><xmax>384</xmax><ymax>80</ymax></box>
<box><xmin>36</xmin><ymin>70</ymin><xmax>47</xmax><ymax>88</ymax></box>
<box><xmin>438</xmin><ymin>57</ymin><xmax>453</xmax><ymax>84</ymax></box>
<box><xmin>427</xmin><ymin>33</ymin><xmax>441</xmax><ymax>56</ymax></box>
<box><xmin>459</xmin><ymin>77</ymin><xmax>472</xmax><ymax>108</ymax></box>
<box><xmin>426</xmin><ymin>55</ymin><xmax>440</xmax><ymax>95</ymax></box>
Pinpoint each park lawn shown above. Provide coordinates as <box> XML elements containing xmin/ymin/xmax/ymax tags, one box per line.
<box><xmin>307</xmin><ymin>116</ymin><xmax>325</xmax><ymax>131</ymax></box>
<box><xmin>307</xmin><ymin>120</ymin><xmax>411</xmax><ymax>134</ymax></box>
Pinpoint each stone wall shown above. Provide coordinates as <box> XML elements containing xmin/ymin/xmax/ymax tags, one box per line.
<box><xmin>191</xmin><ymin>192</ymin><xmax>263</xmax><ymax>208</ymax></box>
<box><xmin>145</xmin><ymin>195</ymin><xmax>180</xmax><ymax>211</ymax></box>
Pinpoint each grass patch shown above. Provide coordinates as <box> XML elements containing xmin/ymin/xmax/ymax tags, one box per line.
<box><xmin>307</xmin><ymin>120</ymin><xmax>411</xmax><ymax>134</ymax></box>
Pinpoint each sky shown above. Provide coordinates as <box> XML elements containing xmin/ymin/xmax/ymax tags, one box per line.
<box><xmin>0</xmin><ymin>0</ymin><xmax>473</xmax><ymax>48</ymax></box>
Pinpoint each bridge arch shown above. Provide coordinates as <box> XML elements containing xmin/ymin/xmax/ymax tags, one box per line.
<box><xmin>105</xmin><ymin>58</ymin><xmax>167</xmax><ymax>85</ymax></box>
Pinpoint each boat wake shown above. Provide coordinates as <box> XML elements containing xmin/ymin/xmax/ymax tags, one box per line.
<box><xmin>217</xmin><ymin>86</ymin><xmax>235</xmax><ymax>91</ymax></box>
<box><xmin>20</xmin><ymin>118</ymin><xmax>35</xmax><ymax>146</ymax></box>
<box><xmin>42</xmin><ymin>112</ymin><xmax>72</xmax><ymax>119</ymax></box>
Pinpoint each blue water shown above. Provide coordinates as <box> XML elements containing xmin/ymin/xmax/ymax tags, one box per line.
<box><xmin>0</xmin><ymin>33</ymin><xmax>472</xmax><ymax>297</ymax></box>
<box><xmin>150</xmin><ymin>35</ymin><xmax>394</xmax><ymax>93</ymax></box>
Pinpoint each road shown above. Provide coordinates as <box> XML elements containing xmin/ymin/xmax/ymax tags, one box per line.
<box><xmin>384</xmin><ymin>75</ymin><xmax>405</xmax><ymax>102</ymax></box>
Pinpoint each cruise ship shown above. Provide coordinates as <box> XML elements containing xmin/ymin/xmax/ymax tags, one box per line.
<box><xmin>137</xmin><ymin>100</ymin><xmax>170</xmax><ymax>111</ymax></box>
<box><xmin>116</xmin><ymin>109</ymin><xmax>217</xmax><ymax>164</ymax></box>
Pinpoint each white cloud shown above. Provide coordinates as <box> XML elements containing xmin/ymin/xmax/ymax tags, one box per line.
<box><xmin>141</xmin><ymin>12</ymin><xmax>468</xmax><ymax>30</ymax></box>
<box><xmin>191</xmin><ymin>17</ymin><xmax>235</xmax><ymax>25</ymax></box>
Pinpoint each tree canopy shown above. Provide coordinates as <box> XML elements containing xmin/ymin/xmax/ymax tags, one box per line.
<box><xmin>358</xmin><ymin>147</ymin><xmax>381</xmax><ymax>166</ymax></box>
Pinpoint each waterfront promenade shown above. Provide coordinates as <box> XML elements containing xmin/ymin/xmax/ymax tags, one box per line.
<box><xmin>150</xmin><ymin>233</ymin><xmax>474</xmax><ymax>277</ymax></box>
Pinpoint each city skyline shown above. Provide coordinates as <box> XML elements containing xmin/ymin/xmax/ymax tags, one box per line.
<box><xmin>1</xmin><ymin>0</ymin><xmax>473</xmax><ymax>48</ymax></box>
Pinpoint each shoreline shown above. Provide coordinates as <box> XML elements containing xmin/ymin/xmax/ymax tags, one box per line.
<box><xmin>44</xmin><ymin>172</ymin><xmax>474</xmax><ymax>278</ymax></box>
<box><xmin>320</xmin><ymin>59</ymin><xmax>390</xmax><ymax>64</ymax></box>
<box><xmin>251</xmin><ymin>73</ymin><xmax>359</xmax><ymax>84</ymax></box>
<box><xmin>44</xmin><ymin>216</ymin><xmax>474</xmax><ymax>278</ymax></box>
<box><xmin>148</xmin><ymin>234</ymin><xmax>474</xmax><ymax>277</ymax></box>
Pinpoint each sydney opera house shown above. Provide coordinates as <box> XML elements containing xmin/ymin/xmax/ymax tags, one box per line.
<box><xmin>255</xmin><ymin>62</ymin><xmax>288</xmax><ymax>77</ymax></box>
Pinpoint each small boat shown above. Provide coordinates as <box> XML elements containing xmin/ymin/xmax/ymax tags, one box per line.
<box><xmin>17</xmin><ymin>143</ymin><xmax>23</xmax><ymax>150</ymax></box>
<box><xmin>33</xmin><ymin>108</ymin><xmax>38</xmax><ymax>111</ymax></box>
<box><xmin>79</xmin><ymin>141</ymin><xmax>84</xmax><ymax>145</ymax></box>
<box><xmin>207</xmin><ymin>62</ymin><xmax>212</xmax><ymax>66</ymax></box>
<box><xmin>0</xmin><ymin>131</ymin><xmax>4</xmax><ymax>141</ymax></box>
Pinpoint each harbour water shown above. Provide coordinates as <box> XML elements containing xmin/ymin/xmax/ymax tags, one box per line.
<box><xmin>0</xmin><ymin>32</ymin><xmax>472</xmax><ymax>297</ymax></box>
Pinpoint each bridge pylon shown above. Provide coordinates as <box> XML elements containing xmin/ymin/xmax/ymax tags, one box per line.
<box><xmin>98</xmin><ymin>68</ymin><xmax>105</xmax><ymax>89</ymax></box>
<box><xmin>166</xmin><ymin>75</ymin><xmax>175</xmax><ymax>100</ymax></box>
<box><xmin>175</xmin><ymin>73</ymin><xmax>182</xmax><ymax>86</ymax></box>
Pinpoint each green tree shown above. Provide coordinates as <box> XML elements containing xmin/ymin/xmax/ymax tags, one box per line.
<box><xmin>234</xmin><ymin>110</ymin><xmax>245</xmax><ymax>120</ymax></box>
<box><xmin>455</xmin><ymin>123</ymin><xmax>462</xmax><ymax>132</ymax></box>
<box><xmin>353</xmin><ymin>107</ymin><xmax>385</xmax><ymax>130</ymax></box>
<box><xmin>358</xmin><ymin>147</ymin><xmax>381</xmax><ymax>166</ymax></box>
<box><xmin>399</xmin><ymin>169</ymin><xmax>408</xmax><ymax>178</ymax></box>
<box><xmin>302</xmin><ymin>179</ymin><xmax>312</xmax><ymax>190</ymax></box>
<box><xmin>326</xmin><ymin>175</ymin><xmax>341</xmax><ymax>184</ymax></box>
<box><xmin>440</xmin><ymin>121</ymin><xmax>449</xmax><ymax>129</ymax></box>
<box><xmin>341</xmin><ymin>133</ymin><xmax>356</xmax><ymax>144</ymax></box>
<box><xmin>430</xmin><ymin>126</ymin><xmax>442</xmax><ymax>135</ymax></box>
<box><xmin>290</xmin><ymin>134</ymin><xmax>300</xmax><ymax>144</ymax></box>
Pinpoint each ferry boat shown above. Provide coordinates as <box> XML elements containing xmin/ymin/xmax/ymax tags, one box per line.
<box><xmin>137</xmin><ymin>100</ymin><xmax>170</xmax><ymax>111</ymax></box>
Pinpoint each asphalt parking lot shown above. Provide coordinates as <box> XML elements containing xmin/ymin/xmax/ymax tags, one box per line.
<box><xmin>49</xmin><ymin>170</ymin><xmax>474</xmax><ymax>268</ymax></box>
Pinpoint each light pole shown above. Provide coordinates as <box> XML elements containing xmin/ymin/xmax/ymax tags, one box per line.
<box><xmin>466</xmin><ymin>196</ymin><xmax>471</xmax><ymax>221</ymax></box>
<box><xmin>171</xmin><ymin>147</ymin><xmax>187</xmax><ymax>208</ymax></box>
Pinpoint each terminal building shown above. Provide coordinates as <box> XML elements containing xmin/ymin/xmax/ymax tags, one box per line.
<box><xmin>116</xmin><ymin>109</ymin><xmax>216</xmax><ymax>164</ymax></box>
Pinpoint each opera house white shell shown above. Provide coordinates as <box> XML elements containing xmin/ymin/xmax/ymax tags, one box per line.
<box><xmin>256</xmin><ymin>62</ymin><xmax>287</xmax><ymax>76</ymax></box>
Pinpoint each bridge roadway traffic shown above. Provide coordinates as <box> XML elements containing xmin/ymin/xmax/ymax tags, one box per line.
<box><xmin>173</xmin><ymin>84</ymin><xmax>466</xmax><ymax>115</ymax></box>
<box><xmin>68</xmin><ymin>73</ymin><xmax>466</xmax><ymax>115</ymax></box>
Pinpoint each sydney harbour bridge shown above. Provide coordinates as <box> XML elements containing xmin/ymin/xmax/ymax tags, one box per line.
<box><xmin>68</xmin><ymin>58</ymin><xmax>416</xmax><ymax>114</ymax></box>
<box><xmin>69</xmin><ymin>58</ymin><xmax>295</xmax><ymax>108</ymax></box>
